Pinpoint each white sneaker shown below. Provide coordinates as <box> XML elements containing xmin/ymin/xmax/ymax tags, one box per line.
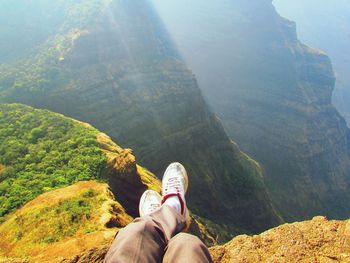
<box><xmin>161</xmin><ymin>162</ymin><xmax>188</xmax><ymax>216</ymax></box>
<box><xmin>139</xmin><ymin>190</ymin><xmax>162</xmax><ymax>217</ymax></box>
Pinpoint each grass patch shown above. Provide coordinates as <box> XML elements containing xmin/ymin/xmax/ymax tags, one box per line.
<box><xmin>2</xmin><ymin>187</ymin><xmax>104</xmax><ymax>248</ymax></box>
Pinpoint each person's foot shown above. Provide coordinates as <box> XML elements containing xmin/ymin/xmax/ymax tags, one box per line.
<box><xmin>161</xmin><ymin>162</ymin><xmax>188</xmax><ymax>216</ymax></box>
<box><xmin>139</xmin><ymin>190</ymin><xmax>162</xmax><ymax>217</ymax></box>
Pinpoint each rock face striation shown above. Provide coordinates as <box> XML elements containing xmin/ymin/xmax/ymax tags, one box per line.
<box><xmin>274</xmin><ymin>0</ymin><xmax>350</xmax><ymax>126</ymax></box>
<box><xmin>0</xmin><ymin>1</ymin><xmax>281</xmax><ymax>234</ymax></box>
<box><xmin>153</xmin><ymin>0</ymin><xmax>350</xmax><ymax>221</ymax></box>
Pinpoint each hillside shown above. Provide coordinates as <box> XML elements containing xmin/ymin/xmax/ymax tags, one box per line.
<box><xmin>0</xmin><ymin>181</ymin><xmax>132</xmax><ymax>262</ymax></box>
<box><xmin>153</xmin><ymin>0</ymin><xmax>350</xmax><ymax>221</ymax></box>
<box><xmin>0</xmin><ymin>0</ymin><xmax>281</xmax><ymax>234</ymax></box>
<box><xmin>0</xmin><ymin>104</ymin><xmax>107</xmax><ymax>218</ymax></box>
<box><xmin>0</xmin><ymin>103</ymin><xmax>163</xmax><ymax>218</ymax></box>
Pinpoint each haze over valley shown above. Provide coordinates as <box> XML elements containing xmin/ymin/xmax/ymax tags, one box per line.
<box><xmin>1</xmin><ymin>1</ymin><xmax>350</xmax><ymax>261</ymax></box>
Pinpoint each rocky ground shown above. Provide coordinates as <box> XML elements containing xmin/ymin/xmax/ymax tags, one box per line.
<box><xmin>210</xmin><ymin>216</ymin><xmax>350</xmax><ymax>262</ymax></box>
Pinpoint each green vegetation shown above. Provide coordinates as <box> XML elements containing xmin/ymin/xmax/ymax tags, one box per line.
<box><xmin>0</xmin><ymin>181</ymin><xmax>127</xmax><ymax>260</ymax></box>
<box><xmin>14</xmin><ymin>193</ymin><xmax>99</xmax><ymax>244</ymax></box>
<box><xmin>0</xmin><ymin>104</ymin><xmax>107</xmax><ymax>218</ymax></box>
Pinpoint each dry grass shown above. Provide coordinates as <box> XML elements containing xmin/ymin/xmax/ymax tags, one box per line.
<box><xmin>20</xmin><ymin>181</ymin><xmax>105</xmax><ymax>209</ymax></box>
<box><xmin>0</xmin><ymin>164</ymin><xmax>5</xmax><ymax>174</ymax></box>
<box><xmin>0</xmin><ymin>181</ymin><xmax>132</xmax><ymax>262</ymax></box>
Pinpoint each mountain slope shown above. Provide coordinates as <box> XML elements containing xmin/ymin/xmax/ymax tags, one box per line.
<box><xmin>0</xmin><ymin>1</ymin><xmax>281</xmax><ymax>233</ymax></box>
<box><xmin>0</xmin><ymin>181</ymin><xmax>132</xmax><ymax>262</ymax></box>
<box><xmin>0</xmin><ymin>103</ymin><xmax>107</xmax><ymax>218</ymax></box>
<box><xmin>152</xmin><ymin>0</ymin><xmax>350</xmax><ymax>221</ymax></box>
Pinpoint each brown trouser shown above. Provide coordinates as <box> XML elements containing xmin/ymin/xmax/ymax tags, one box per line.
<box><xmin>104</xmin><ymin>205</ymin><xmax>213</xmax><ymax>263</ymax></box>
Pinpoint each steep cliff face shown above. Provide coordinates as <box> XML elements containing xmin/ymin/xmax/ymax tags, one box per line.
<box><xmin>274</xmin><ymin>0</ymin><xmax>350</xmax><ymax>126</ymax></box>
<box><xmin>0</xmin><ymin>1</ymin><xmax>281</xmax><ymax>233</ymax></box>
<box><xmin>153</xmin><ymin>0</ymin><xmax>350</xmax><ymax>220</ymax></box>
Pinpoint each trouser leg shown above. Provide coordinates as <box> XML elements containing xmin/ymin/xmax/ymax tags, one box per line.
<box><xmin>163</xmin><ymin>233</ymin><xmax>213</xmax><ymax>263</ymax></box>
<box><xmin>104</xmin><ymin>205</ymin><xmax>186</xmax><ymax>263</ymax></box>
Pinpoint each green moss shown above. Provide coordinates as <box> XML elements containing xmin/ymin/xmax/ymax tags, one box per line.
<box><xmin>0</xmin><ymin>104</ymin><xmax>107</xmax><ymax>218</ymax></box>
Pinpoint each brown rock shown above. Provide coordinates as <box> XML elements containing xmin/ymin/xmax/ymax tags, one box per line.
<box><xmin>210</xmin><ymin>217</ymin><xmax>350</xmax><ymax>262</ymax></box>
<box><xmin>61</xmin><ymin>246</ymin><xmax>109</xmax><ymax>263</ymax></box>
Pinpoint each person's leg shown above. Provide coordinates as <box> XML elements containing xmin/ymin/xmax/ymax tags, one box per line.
<box><xmin>104</xmin><ymin>205</ymin><xmax>186</xmax><ymax>263</ymax></box>
<box><xmin>163</xmin><ymin>233</ymin><xmax>213</xmax><ymax>263</ymax></box>
<box><xmin>105</xmin><ymin>162</ymin><xmax>192</xmax><ymax>263</ymax></box>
